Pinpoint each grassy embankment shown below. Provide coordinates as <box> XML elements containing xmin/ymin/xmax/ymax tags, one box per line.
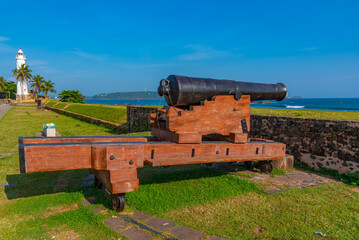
<box><xmin>45</xmin><ymin>100</ymin><xmax>127</xmax><ymax>125</ymax></box>
<box><xmin>251</xmin><ymin>108</ymin><xmax>359</xmax><ymax>121</ymax></box>
<box><xmin>0</xmin><ymin>105</ymin><xmax>358</xmax><ymax>239</ymax></box>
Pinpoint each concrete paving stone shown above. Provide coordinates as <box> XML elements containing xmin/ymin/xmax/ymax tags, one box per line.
<box><xmin>83</xmin><ymin>196</ymin><xmax>98</xmax><ymax>206</ymax></box>
<box><xmin>81</xmin><ymin>180</ymin><xmax>94</xmax><ymax>188</ymax></box>
<box><xmin>270</xmin><ymin>175</ymin><xmax>290</xmax><ymax>182</ymax></box>
<box><xmin>208</xmin><ymin>235</ymin><xmax>230</xmax><ymax>240</ymax></box>
<box><xmin>121</xmin><ymin>227</ymin><xmax>154</xmax><ymax>240</ymax></box>
<box><xmin>170</xmin><ymin>226</ymin><xmax>205</xmax><ymax>240</ymax></box>
<box><xmin>144</xmin><ymin>217</ymin><xmax>177</xmax><ymax>232</ymax></box>
<box><xmin>105</xmin><ymin>217</ymin><xmax>130</xmax><ymax>232</ymax></box>
<box><xmin>132</xmin><ymin>211</ymin><xmax>153</xmax><ymax>222</ymax></box>
<box><xmin>351</xmin><ymin>187</ymin><xmax>359</xmax><ymax>193</ymax></box>
<box><xmin>83</xmin><ymin>174</ymin><xmax>95</xmax><ymax>181</ymax></box>
<box><xmin>93</xmin><ymin>205</ymin><xmax>106</xmax><ymax>214</ymax></box>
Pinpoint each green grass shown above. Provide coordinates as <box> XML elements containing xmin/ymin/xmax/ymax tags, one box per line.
<box><xmin>44</xmin><ymin>100</ymin><xmax>59</xmax><ymax>107</ymax></box>
<box><xmin>127</xmin><ymin>165</ymin><xmax>259</xmax><ymax>214</ymax></box>
<box><xmin>0</xmin><ymin>106</ymin><xmax>115</xmax><ymax>155</ymax></box>
<box><xmin>63</xmin><ymin>104</ymin><xmax>127</xmax><ymax>124</ymax></box>
<box><xmin>165</xmin><ymin>183</ymin><xmax>359</xmax><ymax>239</ymax></box>
<box><xmin>252</xmin><ymin>108</ymin><xmax>359</xmax><ymax>121</ymax></box>
<box><xmin>1</xmin><ymin>105</ymin><xmax>359</xmax><ymax>239</ymax></box>
<box><xmin>52</xmin><ymin>102</ymin><xmax>68</xmax><ymax>109</ymax></box>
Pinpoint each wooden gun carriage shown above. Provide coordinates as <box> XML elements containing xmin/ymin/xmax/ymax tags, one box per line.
<box><xmin>19</xmin><ymin>75</ymin><xmax>287</xmax><ymax>212</ymax></box>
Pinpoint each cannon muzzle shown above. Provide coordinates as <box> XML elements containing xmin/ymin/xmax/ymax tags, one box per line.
<box><xmin>158</xmin><ymin>75</ymin><xmax>287</xmax><ymax>107</ymax></box>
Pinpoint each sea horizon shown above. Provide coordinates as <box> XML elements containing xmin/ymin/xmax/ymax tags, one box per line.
<box><xmin>85</xmin><ymin>97</ymin><xmax>359</xmax><ymax>112</ymax></box>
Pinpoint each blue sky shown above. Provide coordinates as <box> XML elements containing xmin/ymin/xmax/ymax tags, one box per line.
<box><xmin>0</xmin><ymin>0</ymin><xmax>358</xmax><ymax>97</ymax></box>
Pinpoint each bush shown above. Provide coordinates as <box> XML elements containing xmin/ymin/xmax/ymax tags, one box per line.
<box><xmin>58</xmin><ymin>90</ymin><xmax>85</xmax><ymax>103</ymax></box>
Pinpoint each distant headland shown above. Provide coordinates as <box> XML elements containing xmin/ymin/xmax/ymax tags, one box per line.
<box><xmin>86</xmin><ymin>91</ymin><xmax>161</xmax><ymax>100</ymax></box>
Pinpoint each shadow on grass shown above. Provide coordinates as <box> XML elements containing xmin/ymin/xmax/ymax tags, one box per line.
<box><xmin>137</xmin><ymin>164</ymin><xmax>227</xmax><ymax>185</ymax></box>
<box><xmin>5</xmin><ymin>169</ymin><xmax>88</xmax><ymax>200</ymax></box>
<box><xmin>4</xmin><ymin>164</ymin><xmax>227</xmax><ymax>200</ymax></box>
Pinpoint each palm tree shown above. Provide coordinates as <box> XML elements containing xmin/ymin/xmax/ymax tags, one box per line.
<box><xmin>30</xmin><ymin>74</ymin><xmax>44</xmax><ymax>99</ymax></box>
<box><xmin>42</xmin><ymin>80</ymin><xmax>56</xmax><ymax>98</ymax></box>
<box><xmin>0</xmin><ymin>76</ymin><xmax>5</xmax><ymax>92</ymax></box>
<box><xmin>12</xmin><ymin>64</ymin><xmax>32</xmax><ymax>99</ymax></box>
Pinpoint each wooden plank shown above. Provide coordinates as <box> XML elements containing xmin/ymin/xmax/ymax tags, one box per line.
<box><xmin>90</xmin><ymin>169</ymin><xmax>139</xmax><ymax>194</ymax></box>
<box><xmin>21</xmin><ymin>141</ymin><xmax>285</xmax><ymax>173</ymax></box>
<box><xmin>145</xmin><ymin>154</ymin><xmax>280</xmax><ymax>166</ymax></box>
<box><xmin>20</xmin><ymin>136</ymin><xmax>155</xmax><ymax>145</ymax></box>
<box><xmin>23</xmin><ymin>144</ymin><xmax>92</xmax><ymax>173</ymax></box>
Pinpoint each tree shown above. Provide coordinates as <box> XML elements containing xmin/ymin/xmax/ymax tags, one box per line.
<box><xmin>41</xmin><ymin>80</ymin><xmax>56</xmax><ymax>98</ymax></box>
<box><xmin>0</xmin><ymin>80</ymin><xmax>16</xmax><ymax>99</ymax></box>
<box><xmin>30</xmin><ymin>74</ymin><xmax>44</xmax><ymax>99</ymax></box>
<box><xmin>12</xmin><ymin>65</ymin><xmax>32</xmax><ymax>98</ymax></box>
<box><xmin>58</xmin><ymin>90</ymin><xmax>85</xmax><ymax>103</ymax></box>
<box><xmin>0</xmin><ymin>76</ymin><xmax>5</xmax><ymax>92</ymax></box>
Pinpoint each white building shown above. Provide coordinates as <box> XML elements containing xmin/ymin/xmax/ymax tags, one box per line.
<box><xmin>15</xmin><ymin>48</ymin><xmax>29</xmax><ymax>100</ymax></box>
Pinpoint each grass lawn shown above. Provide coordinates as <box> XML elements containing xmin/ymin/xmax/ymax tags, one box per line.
<box><xmin>52</xmin><ymin>102</ymin><xmax>69</xmax><ymax>109</ymax></box>
<box><xmin>46</xmin><ymin>101</ymin><xmax>127</xmax><ymax>124</ymax></box>
<box><xmin>252</xmin><ymin>108</ymin><xmax>359</xmax><ymax>121</ymax></box>
<box><xmin>0</xmin><ymin>106</ymin><xmax>115</xmax><ymax>155</ymax></box>
<box><xmin>44</xmin><ymin>100</ymin><xmax>58</xmax><ymax>107</ymax></box>
<box><xmin>0</xmin><ymin>106</ymin><xmax>358</xmax><ymax>239</ymax></box>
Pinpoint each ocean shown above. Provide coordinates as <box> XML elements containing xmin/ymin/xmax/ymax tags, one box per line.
<box><xmin>85</xmin><ymin>98</ymin><xmax>359</xmax><ymax>112</ymax></box>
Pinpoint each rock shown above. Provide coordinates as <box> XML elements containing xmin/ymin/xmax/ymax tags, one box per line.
<box><xmin>271</xmin><ymin>155</ymin><xmax>294</xmax><ymax>170</ymax></box>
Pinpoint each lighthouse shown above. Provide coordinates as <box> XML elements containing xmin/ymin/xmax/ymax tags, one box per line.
<box><xmin>15</xmin><ymin>48</ymin><xmax>29</xmax><ymax>100</ymax></box>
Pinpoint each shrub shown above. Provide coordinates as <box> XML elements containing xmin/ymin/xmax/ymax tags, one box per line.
<box><xmin>58</xmin><ymin>90</ymin><xmax>85</xmax><ymax>103</ymax></box>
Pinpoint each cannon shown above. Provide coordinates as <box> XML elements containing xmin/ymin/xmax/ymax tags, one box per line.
<box><xmin>19</xmin><ymin>75</ymin><xmax>287</xmax><ymax>212</ymax></box>
<box><xmin>158</xmin><ymin>75</ymin><xmax>287</xmax><ymax>108</ymax></box>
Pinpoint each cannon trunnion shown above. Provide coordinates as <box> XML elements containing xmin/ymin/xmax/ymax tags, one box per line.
<box><xmin>18</xmin><ymin>75</ymin><xmax>287</xmax><ymax>212</ymax></box>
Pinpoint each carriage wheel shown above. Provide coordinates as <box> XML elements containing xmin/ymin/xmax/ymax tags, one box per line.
<box><xmin>94</xmin><ymin>177</ymin><xmax>103</xmax><ymax>189</ymax></box>
<box><xmin>244</xmin><ymin>161</ymin><xmax>253</xmax><ymax>170</ymax></box>
<box><xmin>111</xmin><ymin>193</ymin><xmax>126</xmax><ymax>212</ymax></box>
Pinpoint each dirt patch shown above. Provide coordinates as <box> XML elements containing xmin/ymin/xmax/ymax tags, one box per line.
<box><xmin>48</xmin><ymin>225</ymin><xmax>80</xmax><ymax>239</ymax></box>
<box><xmin>43</xmin><ymin>204</ymin><xmax>79</xmax><ymax>218</ymax></box>
<box><xmin>254</xmin><ymin>226</ymin><xmax>267</xmax><ymax>233</ymax></box>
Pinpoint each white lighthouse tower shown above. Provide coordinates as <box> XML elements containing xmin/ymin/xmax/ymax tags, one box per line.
<box><xmin>15</xmin><ymin>48</ymin><xmax>29</xmax><ymax>100</ymax></box>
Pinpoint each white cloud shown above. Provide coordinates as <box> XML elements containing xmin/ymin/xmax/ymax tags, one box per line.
<box><xmin>68</xmin><ymin>48</ymin><xmax>105</xmax><ymax>61</ymax></box>
<box><xmin>178</xmin><ymin>45</ymin><xmax>231</xmax><ymax>61</ymax></box>
<box><xmin>0</xmin><ymin>36</ymin><xmax>10</xmax><ymax>42</ymax></box>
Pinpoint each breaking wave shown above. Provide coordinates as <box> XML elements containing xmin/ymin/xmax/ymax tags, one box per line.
<box><xmin>285</xmin><ymin>105</ymin><xmax>305</xmax><ymax>109</ymax></box>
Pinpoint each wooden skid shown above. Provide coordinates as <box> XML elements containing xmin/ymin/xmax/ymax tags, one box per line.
<box><xmin>20</xmin><ymin>138</ymin><xmax>285</xmax><ymax>194</ymax></box>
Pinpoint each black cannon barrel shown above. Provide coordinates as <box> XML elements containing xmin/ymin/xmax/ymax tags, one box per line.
<box><xmin>157</xmin><ymin>75</ymin><xmax>287</xmax><ymax>108</ymax></box>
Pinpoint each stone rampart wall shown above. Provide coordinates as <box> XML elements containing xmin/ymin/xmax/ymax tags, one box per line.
<box><xmin>250</xmin><ymin>115</ymin><xmax>359</xmax><ymax>174</ymax></box>
<box><xmin>127</xmin><ymin>106</ymin><xmax>158</xmax><ymax>132</ymax></box>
